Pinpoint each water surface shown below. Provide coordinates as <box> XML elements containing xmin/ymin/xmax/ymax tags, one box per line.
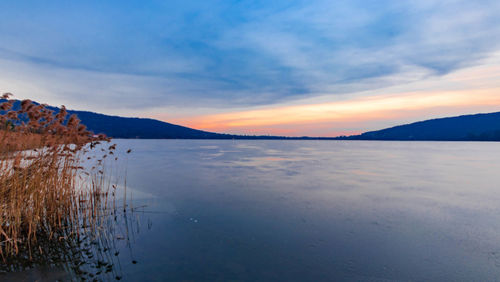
<box><xmin>10</xmin><ymin>140</ymin><xmax>500</xmax><ymax>281</ymax></box>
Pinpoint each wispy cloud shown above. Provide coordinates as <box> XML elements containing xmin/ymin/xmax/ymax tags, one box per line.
<box><xmin>0</xmin><ymin>0</ymin><xmax>499</xmax><ymax>120</ymax></box>
<box><xmin>167</xmin><ymin>55</ymin><xmax>500</xmax><ymax>136</ymax></box>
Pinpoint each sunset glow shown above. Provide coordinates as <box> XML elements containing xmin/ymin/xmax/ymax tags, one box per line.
<box><xmin>1</xmin><ymin>1</ymin><xmax>500</xmax><ymax>137</ymax></box>
<box><xmin>160</xmin><ymin>60</ymin><xmax>500</xmax><ymax>136</ymax></box>
<box><xmin>168</xmin><ymin>89</ymin><xmax>499</xmax><ymax>136</ymax></box>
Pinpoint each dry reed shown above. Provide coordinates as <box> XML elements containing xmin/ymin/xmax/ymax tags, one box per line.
<box><xmin>0</xmin><ymin>92</ymin><xmax>127</xmax><ymax>274</ymax></box>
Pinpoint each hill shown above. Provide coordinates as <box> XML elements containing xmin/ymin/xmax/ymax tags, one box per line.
<box><xmin>1</xmin><ymin>99</ymin><xmax>332</xmax><ymax>139</ymax></box>
<box><xmin>67</xmin><ymin>110</ymin><xmax>230</xmax><ymax>139</ymax></box>
<box><xmin>66</xmin><ymin>110</ymin><xmax>334</xmax><ymax>139</ymax></box>
<box><xmin>345</xmin><ymin>112</ymin><xmax>500</xmax><ymax>141</ymax></box>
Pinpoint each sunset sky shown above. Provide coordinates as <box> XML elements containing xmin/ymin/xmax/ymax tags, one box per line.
<box><xmin>1</xmin><ymin>0</ymin><xmax>499</xmax><ymax>136</ymax></box>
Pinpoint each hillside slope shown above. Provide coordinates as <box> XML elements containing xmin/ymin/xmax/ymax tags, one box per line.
<box><xmin>1</xmin><ymin>99</ymin><xmax>232</xmax><ymax>139</ymax></box>
<box><xmin>347</xmin><ymin>112</ymin><xmax>500</xmax><ymax>141</ymax></box>
<box><xmin>68</xmin><ymin>110</ymin><xmax>229</xmax><ymax>139</ymax></box>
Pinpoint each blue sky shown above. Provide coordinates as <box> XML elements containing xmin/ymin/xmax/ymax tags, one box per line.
<box><xmin>1</xmin><ymin>0</ymin><xmax>500</xmax><ymax>135</ymax></box>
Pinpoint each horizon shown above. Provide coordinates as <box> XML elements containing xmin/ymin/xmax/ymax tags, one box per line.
<box><xmin>35</xmin><ymin>100</ymin><xmax>500</xmax><ymax>138</ymax></box>
<box><xmin>1</xmin><ymin>1</ymin><xmax>500</xmax><ymax>137</ymax></box>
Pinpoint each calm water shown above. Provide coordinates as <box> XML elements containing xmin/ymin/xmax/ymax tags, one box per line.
<box><xmin>7</xmin><ymin>140</ymin><xmax>500</xmax><ymax>281</ymax></box>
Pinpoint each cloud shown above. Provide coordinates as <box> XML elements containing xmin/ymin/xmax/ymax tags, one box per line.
<box><xmin>166</xmin><ymin>54</ymin><xmax>500</xmax><ymax>136</ymax></box>
<box><xmin>0</xmin><ymin>0</ymin><xmax>499</xmax><ymax>111</ymax></box>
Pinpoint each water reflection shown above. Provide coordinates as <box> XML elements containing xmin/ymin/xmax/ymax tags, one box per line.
<box><xmin>0</xmin><ymin>198</ymin><xmax>148</xmax><ymax>281</ymax></box>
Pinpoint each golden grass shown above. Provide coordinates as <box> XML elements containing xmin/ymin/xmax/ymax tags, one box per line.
<box><xmin>0</xmin><ymin>93</ymin><xmax>123</xmax><ymax>268</ymax></box>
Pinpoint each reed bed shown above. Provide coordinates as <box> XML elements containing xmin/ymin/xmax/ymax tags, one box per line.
<box><xmin>0</xmin><ymin>93</ymin><xmax>131</xmax><ymax>278</ymax></box>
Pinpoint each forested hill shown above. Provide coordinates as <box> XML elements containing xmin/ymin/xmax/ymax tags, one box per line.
<box><xmin>67</xmin><ymin>110</ymin><xmax>230</xmax><ymax>139</ymax></box>
<box><xmin>66</xmin><ymin>110</ymin><xmax>333</xmax><ymax>139</ymax></box>
<box><xmin>1</xmin><ymin>99</ymin><xmax>327</xmax><ymax>139</ymax></box>
<box><xmin>345</xmin><ymin>112</ymin><xmax>500</xmax><ymax>141</ymax></box>
<box><xmin>0</xmin><ymin>99</ymin><xmax>229</xmax><ymax>139</ymax></box>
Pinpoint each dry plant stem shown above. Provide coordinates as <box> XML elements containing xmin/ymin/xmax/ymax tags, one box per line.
<box><xmin>0</xmin><ymin>94</ymin><xmax>115</xmax><ymax>261</ymax></box>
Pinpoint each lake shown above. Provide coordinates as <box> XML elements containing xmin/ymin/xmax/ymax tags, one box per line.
<box><xmin>5</xmin><ymin>140</ymin><xmax>500</xmax><ymax>281</ymax></box>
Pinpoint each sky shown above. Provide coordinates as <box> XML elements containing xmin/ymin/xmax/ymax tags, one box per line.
<box><xmin>0</xmin><ymin>0</ymin><xmax>499</xmax><ymax>136</ymax></box>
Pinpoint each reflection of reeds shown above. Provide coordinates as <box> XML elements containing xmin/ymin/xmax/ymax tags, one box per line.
<box><xmin>0</xmin><ymin>93</ymin><xmax>136</xmax><ymax>279</ymax></box>
<box><xmin>1</xmin><ymin>201</ymin><xmax>144</xmax><ymax>280</ymax></box>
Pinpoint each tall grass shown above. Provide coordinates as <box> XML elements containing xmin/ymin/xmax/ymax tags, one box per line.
<box><xmin>0</xmin><ymin>93</ymin><xmax>127</xmax><ymax>273</ymax></box>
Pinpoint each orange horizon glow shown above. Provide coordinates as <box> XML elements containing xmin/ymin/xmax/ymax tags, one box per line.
<box><xmin>145</xmin><ymin>58</ymin><xmax>500</xmax><ymax>137</ymax></box>
<box><xmin>156</xmin><ymin>87</ymin><xmax>500</xmax><ymax>137</ymax></box>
